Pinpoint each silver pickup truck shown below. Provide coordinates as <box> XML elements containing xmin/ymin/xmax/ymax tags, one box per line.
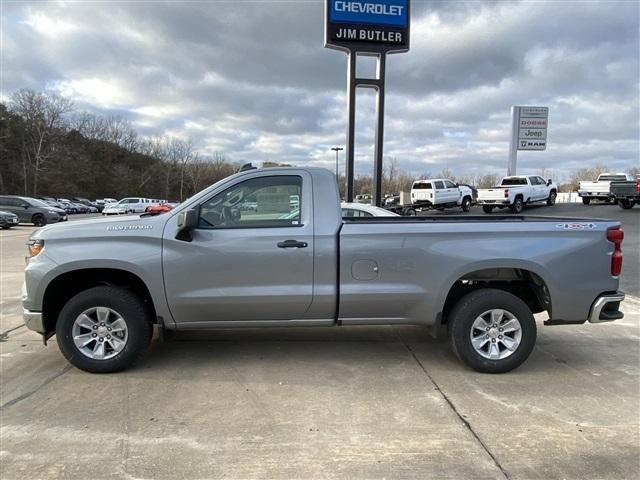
<box><xmin>23</xmin><ymin>167</ymin><xmax>626</xmax><ymax>374</ymax></box>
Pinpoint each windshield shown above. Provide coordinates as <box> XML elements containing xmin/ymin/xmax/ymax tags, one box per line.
<box><xmin>500</xmin><ymin>178</ymin><xmax>527</xmax><ymax>186</ymax></box>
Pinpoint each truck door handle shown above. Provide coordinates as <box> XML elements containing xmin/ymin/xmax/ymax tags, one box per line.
<box><xmin>277</xmin><ymin>240</ymin><xmax>308</xmax><ymax>249</ymax></box>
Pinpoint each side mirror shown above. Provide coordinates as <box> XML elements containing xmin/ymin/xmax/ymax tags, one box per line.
<box><xmin>177</xmin><ymin>209</ymin><xmax>198</xmax><ymax>231</ymax></box>
<box><xmin>547</xmin><ymin>179</ymin><xmax>552</xmax><ymax>186</ymax></box>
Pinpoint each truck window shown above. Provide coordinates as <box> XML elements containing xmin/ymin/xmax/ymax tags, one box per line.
<box><xmin>199</xmin><ymin>175</ymin><xmax>302</xmax><ymax>228</ymax></box>
<box><xmin>342</xmin><ymin>208</ymin><xmax>373</xmax><ymax>217</ymax></box>
<box><xmin>598</xmin><ymin>174</ymin><xmax>627</xmax><ymax>181</ymax></box>
<box><xmin>501</xmin><ymin>178</ymin><xmax>528</xmax><ymax>186</ymax></box>
<box><xmin>412</xmin><ymin>182</ymin><xmax>432</xmax><ymax>189</ymax></box>
<box><xmin>434</xmin><ymin>181</ymin><xmax>445</xmax><ymax>189</ymax></box>
<box><xmin>444</xmin><ymin>180</ymin><xmax>456</xmax><ymax>188</ymax></box>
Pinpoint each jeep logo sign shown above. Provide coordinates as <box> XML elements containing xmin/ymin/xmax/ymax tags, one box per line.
<box><xmin>325</xmin><ymin>0</ymin><xmax>410</xmax><ymax>53</ymax></box>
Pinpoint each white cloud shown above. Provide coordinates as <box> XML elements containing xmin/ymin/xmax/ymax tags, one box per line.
<box><xmin>3</xmin><ymin>0</ymin><xmax>638</xmax><ymax>178</ymax></box>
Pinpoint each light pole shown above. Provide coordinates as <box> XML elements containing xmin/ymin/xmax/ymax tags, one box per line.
<box><xmin>331</xmin><ymin>147</ymin><xmax>343</xmax><ymax>178</ymax></box>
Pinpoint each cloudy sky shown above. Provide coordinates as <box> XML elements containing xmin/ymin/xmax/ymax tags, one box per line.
<box><xmin>2</xmin><ymin>0</ymin><xmax>638</xmax><ymax>179</ymax></box>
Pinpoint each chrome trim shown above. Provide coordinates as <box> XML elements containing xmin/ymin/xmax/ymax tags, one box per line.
<box><xmin>23</xmin><ymin>309</ymin><xmax>45</xmax><ymax>333</ymax></box>
<box><xmin>588</xmin><ymin>292</ymin><xmax>625</xmax><ymax>323</ymax></box>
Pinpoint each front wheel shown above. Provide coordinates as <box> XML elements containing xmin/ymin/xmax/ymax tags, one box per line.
<box><xmin>461</xmin><ymin>197</ymin><xmax>471</xmax><ymax>212</ymax></box>
<box><xmin>448</xmin><ymin>289</ymin><xmax>537</xmax><ymax>373</ymax></box>
<box><xmin>56</xmin><ymin>286</ymin><xmax>153</xmax><ymax>373</ymax></box>
<box><xmin>32</xmin><ymin>214</ymin><xmax>47</xmax><ymax>227</ymax></box>
<box><xmin>582</xmin><ymin>197</ymin><xmax>591</xmax><ymax>205</ymax></box>
<box><xmin>510</xmin><ymin>197</ymin><xmax>524</xmax><ymax>214</ymax></box>
<box><xmin>546</xmin><ymin>191</ymin><xmax>557</xmax><ymax>206</ymax></box>
<box><xmin>482</xmin><ymin>205</ymin><xmax>494</xmax><ymax>214</ymax></box>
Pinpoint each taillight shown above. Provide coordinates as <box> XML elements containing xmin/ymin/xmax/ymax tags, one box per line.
<box><xmin>504</xmin><ymin>189</ymin><xmax>509</xmax><ymax>198</ymax></box>
<box><xmin>607</xmin><ymin>228</ymin><xmax>623</xmax><ymax>276</ymax></box>
<box><xmin>636</xmin><ymin>180</ymin><xmax>640</xmax><ymax>194</ymax></box>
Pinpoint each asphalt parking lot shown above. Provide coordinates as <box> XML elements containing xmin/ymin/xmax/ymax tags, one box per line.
<box><xmin>1</xmin><ymin>205</ymin><xmax>638</xmax><ymax>479</ymax></box>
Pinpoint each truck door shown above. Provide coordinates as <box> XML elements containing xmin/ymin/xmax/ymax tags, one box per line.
<box><xmin>433</xmin><ymin>180</ymin><xmax>445</xmax><ymax>204</ymax></box>
<box><xmin>162</xmin><ymin>172</ymin><xmax>314</xmax><ymax>324</ymax></box>
<box><xmin>443</xmin><ymin>180</ymin><xmax>459</xmax><ymax>203</ymax></box>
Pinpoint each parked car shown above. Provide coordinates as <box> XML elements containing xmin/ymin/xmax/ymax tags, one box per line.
<box><xmin>103</xmin><ymin>197</ymin><xmax>155</xmax><ymax>215</ymax></box>
<box><xmin>610</xmin><ymin>176</ymin><xmax>640</xmax><ymax>209</ymax></box>
<box><xmin>145</xmin><ymin>203</ymin><xmax>177</xmax><ymax>214</ymax></box>
<box><xmin>23</xmin><ymin>167</ymin><xmax>625</xmax><ymax>374</ymax></box>
<box><xmin>477</xmin><ymin>175</ymin><xmax>557</xmax><ymax>213</ymax></box>
<box><xmin>57</xmin><ymin>201</ymin><xmax>77</xmax><ymax>214</ymax></box>
<box><xmin>72</xmin><ymin>197</ymin><xmax>100</xmax><ymax>212</ymax></box>
<box><xmin>0</xmin><ymin>195</ymin><xmax>67</xmax><ymax>226</ymax></box>
<box><xmin>71</xmin><ymin>202</ymin><xmax>89</xmax><ymax>214</ymax></box>
<box><xmin>410</xmin><ymin>179</ymin><xmax>475</xmax><ymax>212</ymax></box>
<box><xmin>341</xmin><ymin>202</ymin><xmax>399</xmax><ymax>217</ymax></box>
<box><xmin>354</xmin><ymin>194</ymin><xmax>372</xmax><ymax>204</ymax></box>
<box><xmin>101</xmin><ymin>198</ymin><xmax>118</xmax><ymax>205</ymax></box>
<box><xmin>578</xmin><ymin>173</ymin><xmax>634</xmax><ymax>205</ymax></box>
<box><xmin>0</xmin><ymin>209</ymin><xmax>19</xmax><ymax>229</ymax></box>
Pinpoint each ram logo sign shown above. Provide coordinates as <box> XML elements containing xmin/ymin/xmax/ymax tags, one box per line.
<box><xmin>325</xmin><ymin>0</ymin><xmax>410</xmax><ymax>53</ymax></box>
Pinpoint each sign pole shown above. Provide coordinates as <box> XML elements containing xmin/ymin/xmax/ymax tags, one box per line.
<box><xmin>507</xmin><ymin>106</ymin><xmax>519</xmax><ymax>176</ymax></box>
<box><xmin>372</xmin><ymin>53</ymin><xmax>386</xmax><ymax>207</ymax></box>
<box><xmin>345</xmin><ymin>51</ymin><xmax>357</xmax><ymax>202</ymax></box>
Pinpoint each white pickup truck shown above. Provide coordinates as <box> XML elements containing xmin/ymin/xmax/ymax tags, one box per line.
<box><xmin>579</xmin><ymin>173</ymin><xmax>635</xmax><ymax>205</ymax></box>
<box><xmin>477</xmin><ymin>175</ymin><xmax>557</xmax><ymax>214</ymax></box>
<box><xmin>409</xmin><ymin>179</ymin><xmax>475</xmax><ymax>212</ymax></box>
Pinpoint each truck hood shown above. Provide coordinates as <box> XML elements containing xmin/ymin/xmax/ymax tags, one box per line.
<box><xmin>32</xmin><ymin>214</ymin><xmax>168</xmax><ymax>240</ymax></box>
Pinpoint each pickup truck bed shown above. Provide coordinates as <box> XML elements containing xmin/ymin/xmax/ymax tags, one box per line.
<box><xmin>23</xmin><ymin>167</ymin><xmax>626</xmax><ymax>374</ymax></box>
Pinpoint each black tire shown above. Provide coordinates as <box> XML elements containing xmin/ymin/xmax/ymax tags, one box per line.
<box><xmin>482</xmin><ymin>205</ymin><xmax>494</xmax><ymax>214</ymax></box>
<box><xmin>582</xmin><ymin>197</ymin><xmax>591</xmax><ymax>205</ymax></box>
<box><xmin>2</xmin><ymin>226</ymin><xmax>11</xmax><ymax>230</ymax></box>
<box><xmin>619</xmin><ymin>199</ymin><xmax>634</xmax><ymax>210</ymax></box>
<box><xmin>32</xmin><ymin>213</ymin><xmax>47</xmax><ymax>227</ymax></box>
<box><xmin>56</xmin><ymin>286</ymin><xmax>153</xmax><ymax>373</ymax></box>
<box><xmin>510</xmin><ymin>197</ymin><xmax>524</xmax><ymax>214</ymax></box>
<box><xmin>449</xmin><ymin>289</ymin><xmax>537</xmax><ymax>373</ymax></box>
<box><xmin>461</xmin><ymin>197</ymin><xmax>471</xmax><ymax>212</ymax></box>
<box><xmin>405</xmin><ymin>208</ymin><xmax>417</xmax><ymax>216</ymax></box>
<box><xmin>546</xmin><ymin>190</ymin><xmax>557</xmax><ymax>206</ymax></box>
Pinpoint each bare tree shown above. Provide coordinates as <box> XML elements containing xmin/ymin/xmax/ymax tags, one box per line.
<box><xmin>10</xmin><ymin>89</ymin><xmax>73</xmax><ymax>195</ymax></box>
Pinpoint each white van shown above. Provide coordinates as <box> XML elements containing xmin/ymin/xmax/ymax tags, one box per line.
<box><xmin>102</xmin><ymin>198</ymin><xmax>155</xmax><ymax>215</ymax></box>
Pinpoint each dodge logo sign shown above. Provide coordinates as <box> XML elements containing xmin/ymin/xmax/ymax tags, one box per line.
<box><xmin>325</xmin><ymin>0</ymin><xmax>410</xmax><ymax>53</ymax></box>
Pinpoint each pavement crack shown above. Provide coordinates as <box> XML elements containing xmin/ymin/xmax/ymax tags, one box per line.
<box><xmin>0</xmin><ymin>365</ymin><xmax>72</xmax><ymax>410</ymax></box>
<box><xmin>395</xmin><ymin>329</ymin><xmax>511</xmax><ymax>480</ymax></box>
<box><xmin>0</xmin><ymin>324</ymin><xmax>26</xmax><ymax>342</ymax></box>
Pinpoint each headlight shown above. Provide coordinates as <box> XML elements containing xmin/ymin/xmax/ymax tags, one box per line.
<box><xmin>47</xmin><ymin>209</ymin><xmax>59</xmax><ymax>214</ymax></box>
<box><xmin>27</xmin><ymin>239</ymin><xmax>45</xmax><ymax>259</ymax></box>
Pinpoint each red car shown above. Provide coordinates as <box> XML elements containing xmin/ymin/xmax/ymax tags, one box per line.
<box><xmin>145</xmin><ymin>203</ymin><xmax>176</xmax><ymax>214</ymax></box>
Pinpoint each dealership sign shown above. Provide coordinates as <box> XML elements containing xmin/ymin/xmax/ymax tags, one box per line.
<box><xmin>325</xmin><ymin>0</ymin><xmax>410</xmax><ymax>53</ymax></box>
<box><xmin>507</xmin><ymin>106</ymin><xmax>549</xmax><ymax>175</ymax></box>
<box><xmin>516</xmin><ymin>106</ymin><xmax>548</xmax><ymax>151</ymax></box>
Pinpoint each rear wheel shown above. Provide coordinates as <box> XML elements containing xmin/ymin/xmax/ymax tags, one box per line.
<box><xmin>461</xmin><ymin>197</ymin><xmax>472</xmax><ymax>212</ymax></box>
<box><xmin>404</xmin><ymin>208</ymin><xmax>417</xmax><ymax>216</ymax></box>
<box><xmin>448</xmin><ymin>289</ymin><xmax>537</xmax><ymax>373</ymax></box>
<box><xmin>56</xmin><ymin>286</ymin><xmax>153</xmax><ymax>373</ymax></box>
<box><xmin>32</xmin><ymin>214</ymin><xmax>47</xmax><ymax>227</ymax></box>
<box><xmin>619</xmin><ymin>199</ymin><xmax>635</xmax><ymax>209</ymax></box>
<box><xmin>582</xmin><ymin>197</ymin><xmax>591</xmax><ymax>205</ymax></box>
<box><xmin>546</xmin><ymin>190</ymin><xmax>557</xmax><ymax>206</ymax></box>
<box><xmin>482</xmin><ymin>205</ymin><xmax>494</xmax><ymax>214</ymax></box>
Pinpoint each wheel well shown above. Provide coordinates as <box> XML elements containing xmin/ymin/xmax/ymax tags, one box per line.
<box><xmin>42</xmin><ymin>268</ymin><xmax>157</xmax><ymax>334</ymax></box>
<box><xmin>441</xmin><ymin>268</ymin><xmax>551</xmax><ymax>324</ymax></box>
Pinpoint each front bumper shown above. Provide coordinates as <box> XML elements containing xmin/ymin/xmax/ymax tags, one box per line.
<box><xmin>23</xmin><ymin>309</ymin><xmax>45</xmax><ymax>333</ymax></box>
<box><xmin>588</xmin><ymin>291</ymin><xmax>625</xmax><ymax>323</ymax></box>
